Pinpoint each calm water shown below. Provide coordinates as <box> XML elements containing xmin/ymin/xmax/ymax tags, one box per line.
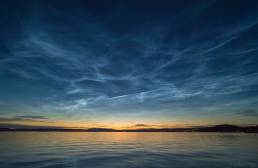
<box><xmin>0</xmin><ymin>132</ymin><xmax>258</xmax><ymax>168</ymax></box>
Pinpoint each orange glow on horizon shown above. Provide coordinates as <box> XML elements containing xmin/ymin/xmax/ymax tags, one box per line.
<box><xmin>1</xmin><ymin>115</ymin><xmax>256</xmax><ymax>129</ymax></box>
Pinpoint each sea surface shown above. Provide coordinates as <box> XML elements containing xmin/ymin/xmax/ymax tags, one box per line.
<box><xmin>0</xmin><ymin>132</ymin><xmax>258</xmax><ymax>168</ymax></box>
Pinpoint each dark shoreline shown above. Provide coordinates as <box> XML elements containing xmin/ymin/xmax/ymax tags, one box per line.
<box><xmin>1</xmin><ymin>124</ymin><xmax>258</xmax><ymax>133</ymax></box>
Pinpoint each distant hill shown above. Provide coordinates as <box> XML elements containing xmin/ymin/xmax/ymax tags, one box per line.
<box><xmin>0</xmin><ymin>124</ymin><xmax>257</xmax><ymax>133</ymax></box>
<box><xmin>121</xmin><ymin>124</ymin><xmax>258</xmax><ymax>133</ymax></box>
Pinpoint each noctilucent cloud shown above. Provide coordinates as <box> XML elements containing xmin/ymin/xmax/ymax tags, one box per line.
<box><xmin>0</xmin><ymin>0</ymin><xmax>258</xmax><ymax>129</ymax></box>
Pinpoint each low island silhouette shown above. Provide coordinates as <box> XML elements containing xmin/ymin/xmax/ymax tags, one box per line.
<box><xmin>0</xmin><ymin>124</ymin><xmax>258</xmax><ymax>133</ymax></box>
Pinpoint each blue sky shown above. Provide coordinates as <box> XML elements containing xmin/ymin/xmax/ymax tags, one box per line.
<box><xmin>0</xmin><ymin>0</ymin><xmax>258</xmax><ymax>128</ymax></box>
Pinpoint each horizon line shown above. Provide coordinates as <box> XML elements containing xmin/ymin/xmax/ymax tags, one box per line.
<box><xmin>1</xmin><ymin>124</ymin><xmax>258</xmax><ymax>133</ymax></box>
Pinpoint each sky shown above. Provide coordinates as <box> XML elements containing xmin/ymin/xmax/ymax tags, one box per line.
<box><xmin>0</xmin><ymin>0</ymin><xmax>258</xmax><ymax>129</ymax></box>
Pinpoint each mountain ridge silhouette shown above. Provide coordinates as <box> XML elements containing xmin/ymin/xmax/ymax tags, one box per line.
<box><xmin>0</xmin><ymin>124</ymin><xmax>257</xmax><ymax>133</ymax></box>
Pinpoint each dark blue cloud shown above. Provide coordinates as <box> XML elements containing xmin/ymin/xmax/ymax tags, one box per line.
<box><xmin>237</xmin><ymin>110</ymin><xmax>258</xmax><ymax>117</ymax></box>
<box><xmin>0</xmin><ymin>0</ymin><xmax>258</xmax><ymax>125</ymax></box>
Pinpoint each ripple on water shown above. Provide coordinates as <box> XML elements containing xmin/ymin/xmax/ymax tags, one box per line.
<box><xmin>0</xmin><ymin>132</ymin><xmax>258</xmax><ymax>168</ymax></box>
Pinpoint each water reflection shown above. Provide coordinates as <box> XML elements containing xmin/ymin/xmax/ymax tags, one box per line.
<box><xmin>0</xmin><ymin>132</ymin><xmax>258</xmax><ymax>168</ymax></box>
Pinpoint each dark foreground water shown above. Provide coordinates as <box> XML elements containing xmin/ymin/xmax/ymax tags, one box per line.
<box><xmin>0</xmin><ymin>132</ymin><xmax>258</xmax><ymax>168</ymax></box>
